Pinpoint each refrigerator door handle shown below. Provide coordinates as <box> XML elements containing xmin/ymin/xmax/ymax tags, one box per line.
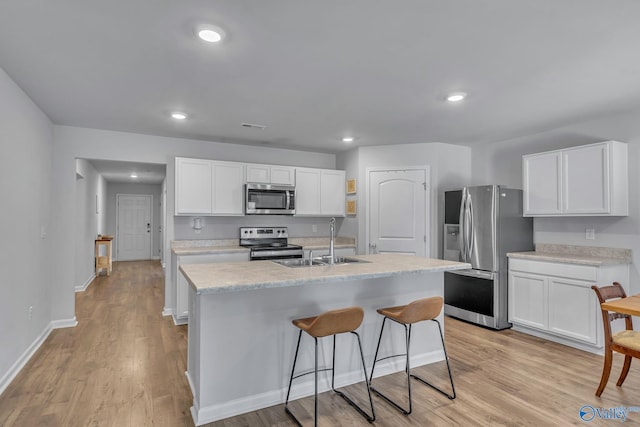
<box><xmin>458</xmin><ymin>189</ymin><xmax>467</xmax><ymax>262</ymax></box>
<box><xmin>466</xmin><ymin>191</ymin><xmax>474</xmax><ymax>261</ymax></box>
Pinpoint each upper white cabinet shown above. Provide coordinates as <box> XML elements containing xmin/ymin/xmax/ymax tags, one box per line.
<box><xmin>212</xmin><ymin>161</ymin><xmax>245</xmax><ymax>215</ymax></box>
<box><xmin>523</xmin><ymin>152</ymin><xmax>562</xmax><ymax>215</ymax></box>
<box><xmin>175</xmin><ymin>157</ymin><xmax>244</xmax><ymax>216</ymax></box>
<box><xmin>295</xmin><ymin>168</ymin><xmax>346</xmax><ymax>216</ymax></box>
<box><xmin>522</xmin><ymin>141</ymin><xmax>628</xmax><ymax>216</ymax></box>
<box><xmin>245</xmin><ymin>164</ymin><xmax>295</xmax><ymax>185</ymax></box>
<box><xmin>175</xmin><ymin>157</ymin><xmax>213</xmax><ymax>215</ymax></box>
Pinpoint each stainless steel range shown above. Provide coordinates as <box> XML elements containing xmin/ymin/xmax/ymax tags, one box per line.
<box><xmin>240</xmin><ymin>227</ymin><xmax>304</xmax><ymax>261</ymax></box>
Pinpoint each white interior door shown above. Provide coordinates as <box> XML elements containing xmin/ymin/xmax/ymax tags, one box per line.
<box><xmin>368</xmin><ymin>168</ymin><xmax>429</xmax><ymax>256</ymax></box>
<box><xmin>117</xmin><ymin>194</ymin><xmax>152</xmax><ymax>261</ymax></box>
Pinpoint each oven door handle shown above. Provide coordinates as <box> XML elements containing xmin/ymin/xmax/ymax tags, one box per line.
<box><xmin>449</xmin><ymin>269</ymin><xmax>495</xmax><ymax>280</ymax></box>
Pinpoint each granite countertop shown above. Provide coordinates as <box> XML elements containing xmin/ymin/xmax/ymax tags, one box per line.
<box><xmin>179</xmin><ymin>254</ymin><xmax>470</xmax><ymax>295</ymax></box>
<box><xmin>507</xmin><ymin>244</ymin><xmax>632</xmax><ymax>266</ymax></box>
<box><xmin>171</xmin><ymin>237</ymin><xmax>356</xmax><ymax>256</ymax></box>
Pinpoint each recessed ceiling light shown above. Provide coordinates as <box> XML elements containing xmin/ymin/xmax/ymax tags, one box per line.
<box><xmin>446</xmin><ymin>92</ymin><xmax>467</xmax><ymax>102</ymax></box>
<box><xmin>342</xmin><ymin>137</ymin><xmax>355</xmax><ymax>143</ymax></box>
<box><xmin>130</xmin><ymin>173</ymin><xmax>138</xmax><ymax>179</ymax></box>
<box><xmin>196</xmin><ymin>25</ymin><xmax>225</xmax><ymax>43</ymax></box>
<box><xmin>171</xmin><ymin>112</ymin><xmax>187</xmax><ymax>120</ymax></box>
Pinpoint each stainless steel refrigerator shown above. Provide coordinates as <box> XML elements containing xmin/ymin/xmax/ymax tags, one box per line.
<box><xmin>443</xmin><ymin>185</ymin><xmax>533</xmax><ymax>330</ymax></box>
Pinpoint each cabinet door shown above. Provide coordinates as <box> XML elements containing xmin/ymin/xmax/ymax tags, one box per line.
<box><xmin>320</xmin><ymin>170</ymin><xmax>346</xmax><ymax>216</ymax></box>
<box><xmin>523</xmin><ymin>152</ymin><xmax>562</xmax><ymax>215</ymax></box>
<box><xmin>295</xmin><ymin>168</ymin><xmax>322</xmax><ymax>215</ymax></box>
<box><xmin>245</xmin><ymin>164</ymin><xmax>270</xmax><ymax>183</ymax></box>
<box><xmin>508</xmin><ymin>271</ymin><xmax>547</xmax><ymax>329</ymax></box>
<box><xmin>177</xmin><ymin>270</ymin><xmax>190</xmax><ymax>318</ymax></box>
<box><xmin>548</xmin><ymin>277</ymin><xmax>597</xmax><ymax>344</ymax></box>
<box><xmin>212</xmin><ymin>162</ymin><xmax>244</xmax><ymax>215</ymax></box>
<box><xmin>270</xmin><ymin>166</ymin><xmax>295</xmax><ymax>185</ymax></box>
<box><xmin>563</xmin><ymin>143</ymin><xmax>609</xmax><ymax>214</ymax></box>
<box><xmin>175</xmin><ymin>158</ymin><xmax>212</xmax><ymax>215</ymax></box>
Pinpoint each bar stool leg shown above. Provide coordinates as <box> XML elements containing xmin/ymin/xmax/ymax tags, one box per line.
<box><xmin>370</xmin><ymin>318</ymin><xmax>414</xmax><ymax>415</ymax></box>
<box><xmin>330</xmin><ymin>333</ymin><xmax>376</xmax><ymax>422</ymax></box>
<box><xmin>409</xmin><ymin>319</ymin><xmax>456</xmax><ymax>400</ymax></box>
<box><xmin>285</xmin><ymin>330</ymin><xmax>303</xmax><ymax>425</ymax></box>
<box><xmin>285</xmin><ymin>329</ymin><xmax>375</xmax><ymax>426</ymax></box>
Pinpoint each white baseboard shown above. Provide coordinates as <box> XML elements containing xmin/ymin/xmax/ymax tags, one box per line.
<box><xmin>0</xmin><ymin>317</ymin><xmax>78</xmax><ymax>396</ymax></box>
<box><xmin>511</xmin><ymin>324</ymin><xmax>603</xmax><ymax>355</ymax></box>
<box><xmin>189</xmin><ymin>349</ymin><xmax>443</xmax><ymax>425</ymax></box>
<box><xmin>162</xmin><ymin>307</ymin><xmax>173</xmax><ymax>317</ymax></box>
<box><xmin>152</xmin><ymin>255</ymin><xmax>161</xmax><ymax>260</ymax></box>
<box><xmin>75</xmin><ymin>274</ymin><xmax>96</xmax><ymax>292</ymax></box>
<box><xmin>172</xmin><ymin>315</ymin><xmax>188</xmax><ymax>326</ymax></box>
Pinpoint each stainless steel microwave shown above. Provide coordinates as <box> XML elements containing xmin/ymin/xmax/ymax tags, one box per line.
<box><xmin>245</xmin><ymin>183</ymin><xmax>295</xmax><ymax>215</ymax></box>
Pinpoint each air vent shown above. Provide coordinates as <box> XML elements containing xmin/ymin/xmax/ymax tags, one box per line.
<box><xmin>241</xmin><ymin>123</ymin><xmax>267</xmax><ymax>130</ymax></box>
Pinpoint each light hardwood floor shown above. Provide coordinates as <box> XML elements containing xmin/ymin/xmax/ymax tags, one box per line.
<box><xmin>1</xmin><ymin>260</ymin><xmax>639</xmax><ymax>426</ymax></box>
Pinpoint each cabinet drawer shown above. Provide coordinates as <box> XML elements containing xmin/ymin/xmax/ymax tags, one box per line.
<box><xmin>509</xmin><ymin>258</ymin><xmax>597</xmax><ymax>282</ymax></box>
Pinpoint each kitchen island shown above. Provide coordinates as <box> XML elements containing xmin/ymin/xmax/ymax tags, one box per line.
<box><xmin>180</xmin><ymin>254</ymin><xmax>469</xmax><ymax>426</ymax></box>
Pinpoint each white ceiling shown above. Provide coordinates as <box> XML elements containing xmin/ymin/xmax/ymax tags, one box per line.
<box><xmin>2</xmin><ymin>0</ymin><xmax>640</xmax><ymax>157</ymax></box>
<box><xmin>87</xmin><ymin>159</ymin><xmax>166</xmax><ymax>184</ymax></box>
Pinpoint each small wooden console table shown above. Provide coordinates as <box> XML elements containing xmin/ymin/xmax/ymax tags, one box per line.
<box><xmin>95</xmin><ymin>236</ymin><xmax>113</xmax><ymax>276</ymax></box>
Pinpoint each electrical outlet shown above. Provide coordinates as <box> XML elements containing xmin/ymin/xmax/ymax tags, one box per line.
<box><xmin>28</xmin><ymin>306</ymin><xmax>33</xmax><ymax>320</ymax></box>
<box><xmin>585</xmin><ymin>228</ymin><xmax>595</xmax><ymax>240</ymax></box>
<box><xmin>312</xmin><ymin>224</ymin><xmax>317</xmax><ymax>233</ymax></box>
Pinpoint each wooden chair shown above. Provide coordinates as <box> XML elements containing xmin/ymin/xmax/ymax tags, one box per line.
<box><xmin>592</xmin><ymin>282</ymin><xmax>640</xmax><ymax>396</ymax></box>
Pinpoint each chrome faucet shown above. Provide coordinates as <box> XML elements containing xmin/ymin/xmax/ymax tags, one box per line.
<box><xmin>329</xmin><ymin>217</ymin><xmax>336</xmax><ymax>265</ymax></box>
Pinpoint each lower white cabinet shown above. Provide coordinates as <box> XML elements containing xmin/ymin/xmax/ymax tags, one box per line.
<box><xmin>175</xmin><ymin>252</ymin><xmax>249</xmax><ymax>323</ymax></box>
<box><xmin>508</xmin><ymin>257</ymin><xmax>628</xmax><ymax>353</ymax></box>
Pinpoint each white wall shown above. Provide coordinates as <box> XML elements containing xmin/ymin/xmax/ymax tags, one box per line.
<box><xmin>0</xmin><ymin>66</ymin><xmax>54</xmax><ymax>389</ymax></box>
<box><xmin>470</xmin><ymin>107</ymin><xmax>640</xmax><ymax>293</ymax></box>
<box><xmin>74</xmin><ymin>159</ymin><xmax>107</xmax><ymax>291</ymax></box>
<box><xmin>50</xmin><ymin>125</ymin><xmax>337</xmax><ymax>322</ymax></box>
<box><xmin>106</xmin><ymin>182</ymin><xmax>163</xmax><ymax>260</ymax></box>
<box><xmin>337</xmin><ymin>143</ymin><xmax>472</xmax><ymax>257</ymax></box>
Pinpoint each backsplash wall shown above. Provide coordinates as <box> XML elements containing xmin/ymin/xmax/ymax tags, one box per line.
<box><xmin>174</xmin><ymin>215</ymin><xmax>349</xmax><ymax>241</ymax></box>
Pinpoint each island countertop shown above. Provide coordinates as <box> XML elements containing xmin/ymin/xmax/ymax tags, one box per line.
<box><xmin>179</xmin><ymin>254</ymin><xmax>470</xmax><ymax>295</ymax></box>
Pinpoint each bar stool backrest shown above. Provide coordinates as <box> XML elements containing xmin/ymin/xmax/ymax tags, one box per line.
<box><xmin>306</xmin><ymin>306</ymin><xmax>364</xmax><ymax>338</ymax></box>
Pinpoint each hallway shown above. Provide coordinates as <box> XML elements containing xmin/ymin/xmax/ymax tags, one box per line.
<box><xmin>0</xmin><ymin>261</ymin><xmax>192</xmax><ymax>426</ymax></box>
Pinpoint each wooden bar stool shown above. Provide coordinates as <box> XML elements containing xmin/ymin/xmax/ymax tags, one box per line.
<box><xmin>369</xmin><ymin>296</ymin><xmax>455</xmax><ymax>415</ymax></box>
<box><xmin>285</xmin><ymin>306</ymin><xmax>375</xmax><ymax>426</ymax></box>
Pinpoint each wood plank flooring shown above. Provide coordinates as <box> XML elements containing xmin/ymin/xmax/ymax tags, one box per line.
<box><xmin>1</xmin><ymin>260</ymin><xmax>640</xmax><ymax>426</ymax></box>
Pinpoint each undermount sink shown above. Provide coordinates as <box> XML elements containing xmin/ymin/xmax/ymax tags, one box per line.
<box><xmin>317</xmin><ymin>255</ymin><xmax>369</xmax><ymax>265</ymax></box>
<box><xmin>271</xmin><ymin>256</ymin><xmax>369</xmax><ymax>268</ymax></box>
<box><xmin>271</xmin><ymin>258</ymin><xmax>327</xmax><ymax>268</ymax></box>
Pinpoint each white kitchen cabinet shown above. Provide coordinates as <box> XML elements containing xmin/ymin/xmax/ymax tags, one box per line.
<box><xmin>175</xmin><ymin>157</ymin><xmax>213</xmax><ymax>215</ymax></box>
<box><xmin>175</xmin><ymin>157</ymin><xmax>244</xmax><ymax>216</ymax></box>
<box><xmin>522</xmin><ymin>152</ymin><xmax>562</xmax><ymax>215</ymax></box>
<box><xmin>522</xmin><ymin>141</ymin><xmax>628</xmax><ymax>217</ymax></box>
<box><xmin>508</xmin><ymin>257</ymin><xmax>628</xmax><ymax>353</ymax></box>
<box><xmin>212</xmin><ymin>161</ymin><xmax>244</xmax><ymax>215</ymax></box>
<box><xmin>509</xmin><ymin>270</ymin><xmax>547</xmax><ymax>330</ymax></box>
<box><xmin>176</xmin><ymin>252</ymin><xmax>249</xmax><ymax>323</ymax></box>
<box><xmin>245</xmin><ymin>164</ymin><xmax>295</xmax><ymax>185</ymax></box>
<box><xmin>295</xmin><ymin>168</ymin><xmax>346</xmax><ymax>216</ymax></box>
